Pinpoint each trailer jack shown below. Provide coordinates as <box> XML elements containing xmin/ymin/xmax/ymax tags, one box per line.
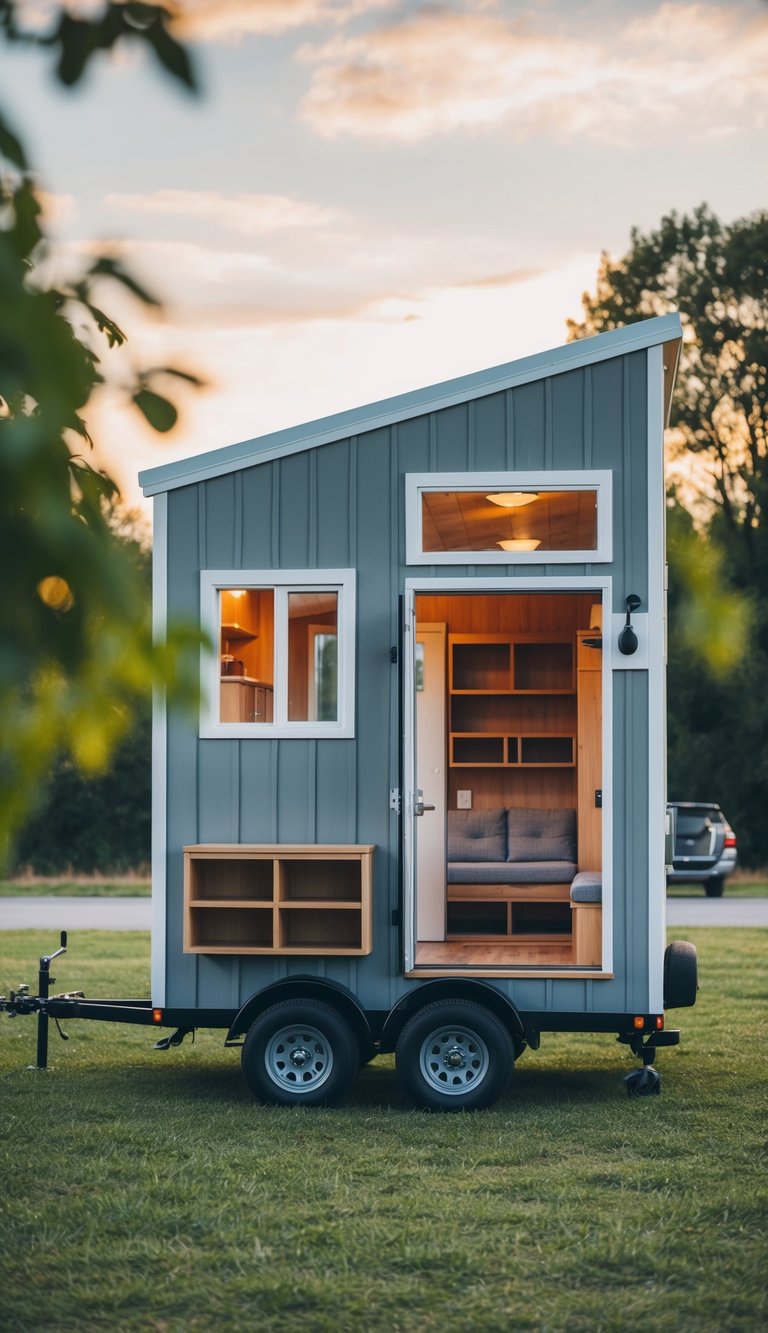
<box><xmin>618</xmin><ymin>1027</ymin><xmax>680</xmax><ymax>1098</ymax></box>
<box><xmin>0</xmin><ymin>931</ymin><xmax>71</xmax><ymax>1071</ymax></box>
<box><xmin>154</xmin><ymin>1027</ymin><xmax>195</xmax><ymax>1051</ymax></box>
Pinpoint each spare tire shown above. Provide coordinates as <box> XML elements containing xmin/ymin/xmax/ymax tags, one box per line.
<box><xmin>664</xmin><ymin>940</ymin><xmax>698</xmax><ymax>1009</ymax></box>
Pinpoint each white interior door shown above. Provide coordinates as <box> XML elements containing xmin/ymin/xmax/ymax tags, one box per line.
<box><xmin>415</xmin><ymin>624</ymin><xmax>447</xmax><ymax>941</ymax></box>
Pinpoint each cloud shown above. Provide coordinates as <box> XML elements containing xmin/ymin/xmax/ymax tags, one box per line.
<box><xmin>104</xmin><ymin>189</ymin><xmax>345</xmax><ymax>237</ymax></box>
<box><xmin>174</xmin><ymin>0</ymin><xmax>394</xmax><ymax>41</ymax></box>
<box><xmin>298</xmin><ymin>2</ymin><xmax>768</xmax><ymax>142</ymax></box>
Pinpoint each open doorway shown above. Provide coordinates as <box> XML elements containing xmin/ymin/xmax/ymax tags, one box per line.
<box><xmin>409</xmin><ymin>590</ymin><xmax>604</xmax><ymax>973</ymax></box>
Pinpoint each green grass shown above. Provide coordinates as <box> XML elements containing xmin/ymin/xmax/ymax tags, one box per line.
<box><xmin>1</xmin><ymin>930</ymin><xmax>766</xmax><ymax>1332</ymax></box>
<box><xmin>0</xmin><ymin>879</ymin><xmax>151</xmax><ymax>897</ymax></box>
<box><xmin>667</xmin><ymin>880</ymin><xmax>768</xmax><ymax>898</ymax></box>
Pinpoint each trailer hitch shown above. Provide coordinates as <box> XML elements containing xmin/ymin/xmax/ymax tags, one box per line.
<box><xmin>0</xmin><ymin>931</ymin><xmax>70</xmax><ymax>1070</ymax></box>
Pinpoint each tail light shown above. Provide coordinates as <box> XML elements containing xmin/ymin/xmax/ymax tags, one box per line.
<box><xmin>724</xmin><ymin>833</ymin><xmax>737</xmax><ymax>848</ymax></box>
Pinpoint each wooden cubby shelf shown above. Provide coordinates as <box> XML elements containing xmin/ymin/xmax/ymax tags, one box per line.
<box><xmin>448</xmin><ymin>633</ymin><xmax>576</xmax><ymax>772</ymax></box>
<box><xmin>184</xmin><ymin>844</ymin><xmax>375</xmax><ymax>955</ymax></box>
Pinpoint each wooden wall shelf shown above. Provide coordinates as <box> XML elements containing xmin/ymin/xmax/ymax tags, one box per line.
<box><xmin>184</xmin><ymin>844</ymin><xmax>375</xmax><ymax>955</ymax></box>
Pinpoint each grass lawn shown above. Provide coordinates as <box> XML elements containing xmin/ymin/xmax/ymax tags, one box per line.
<box><xmin>667</xmin><ymin>880</ymin><xmax>768</xmax><ymax>899</ymax></box>
<box><xmin>0</xmin><ymin>879</ymin><xmax>152</xmax><ymax>897</ymax></box>
<box><xmin>1</xmin><ymin>929</ymin><xmax>766</xmax><ymax>1332</ymax></box>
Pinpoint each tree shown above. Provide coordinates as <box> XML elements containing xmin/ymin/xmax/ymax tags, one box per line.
<box><xmin>569</xmin><ymin>205</ymin><xmax>768</xmax><ymax>864</ymax></box>
<box><xmin>568</xmin><ymin>204</ymin><xmax>768</xmax><ymax>555</ymax></box>
<box><xmin>0</xmin><ymin>3</ymin><xmax>204</xmax><ymax>868</ymax></box>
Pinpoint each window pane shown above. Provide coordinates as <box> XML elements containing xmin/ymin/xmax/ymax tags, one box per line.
<box><xmin>288</xmin><ymin>592</ymin><xmax>339</xmax><ymax>722</ymax></box>
<box><xmin>421</xmin><ymin>490</ymin><xmax>598</xmax><ymax>553</ymax></box>
<box><xmin>219</xmin><ymin>589</ymin><xmax>274</xmax><ymax>723</ymax></box>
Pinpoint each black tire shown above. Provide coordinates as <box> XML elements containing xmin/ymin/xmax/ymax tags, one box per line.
<box><xmin>705</xmin><ymin>876</ymin><xmax>725</xmax><ymax>898</ymax></box>
<box><xmin>663</xmin><ymin>940</ymin><xmax>698</xmax><ymax>1009</ymax></box>
<box><xmin>241</xmin><ymin>999</ymin><xmax>359</xmax><ymax>1106</ymax></box>
<box><xmin>396</xmin><ymin>1000</ymin><xmax>515</xmax><ymax>1112</ymax></box>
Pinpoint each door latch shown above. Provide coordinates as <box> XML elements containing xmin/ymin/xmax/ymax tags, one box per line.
<box><xmin>413</xmin><ymin>789</ymin><xmax>436</xmax><ymax>817</ymax></box>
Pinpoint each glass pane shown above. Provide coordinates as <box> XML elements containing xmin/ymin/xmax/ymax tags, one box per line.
<box><xmin>288</xmin><ymin>591</ymin><xmax>339</xmax><ymax>721</ymax></box>
<box><xmin>219</xmin><ymin>589</ymin><xmax>274</xmax><ymax>723</ymax></box>
<box><xmin>421</xmin><ymin>489</ymin><xmax>598</xmax><ymax>553</ymax></box>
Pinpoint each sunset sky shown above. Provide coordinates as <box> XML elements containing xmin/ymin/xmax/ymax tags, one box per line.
<box><xmin>3</xmin><ymin>0</ymin><xmax>767</xmax><ymax>515</ymax></box>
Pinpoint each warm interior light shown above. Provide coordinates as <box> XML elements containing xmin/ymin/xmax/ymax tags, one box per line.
<box><xmin>497</xmin><ymin>538</ymin><xmax>542</xmax><ymax>552</ymax></box>
<box><xmin>486</xmin><ymin>491</ymin><xmax>538</xmax><ymax>508</ymax></box>
<box><xmin>229</xmin><ymin>589</ymin><xmax>246</xmax><ymax>598</ymax></box>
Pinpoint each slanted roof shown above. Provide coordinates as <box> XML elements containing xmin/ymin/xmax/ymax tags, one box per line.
<box><xmin>139</xmin><ymin>314</ymin><xmax>682</xmax><ymax>497</ymax></box>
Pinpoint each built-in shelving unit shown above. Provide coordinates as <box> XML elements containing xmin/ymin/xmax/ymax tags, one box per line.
<box><xmin>184</xmin><ymin>844</ymin><xmax>375</xmax><ymax>955</ymax></box>
<box><xmin>448</xmin><ymin>634</ymin><xmax>576</xmax><ymax>772</ymax></box>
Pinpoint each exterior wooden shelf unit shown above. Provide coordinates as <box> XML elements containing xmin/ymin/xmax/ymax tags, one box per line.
<box><xmin>183</xmin><ymin>844</ymin><xmax>375</xmax><ymax>956</ymax></box>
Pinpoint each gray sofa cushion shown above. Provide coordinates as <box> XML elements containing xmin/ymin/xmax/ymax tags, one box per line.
<box><xmin>447</xmin><ymin>809</ymin><xmax>506</xmax><ymax>863</ymax></box>
<box><xmin>449</xmin><ymin>861</ymin><xmax>576</xmax><ymax>885</ymax></box>
<box><xmin>507</xmin><ymin>807</ymin><xmax>576</xmax><ymax>863</ymax></box>
<box><xmin>570</xmin><ymin>871</ymin><xmax>602</xmax><ymax>902</ymax></box>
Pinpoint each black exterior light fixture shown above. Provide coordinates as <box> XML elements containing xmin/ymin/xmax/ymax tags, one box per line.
<box><xmin>618</xmin><ymin>593</ymin><xmax>642</xmax><ymax>655</ymax></box>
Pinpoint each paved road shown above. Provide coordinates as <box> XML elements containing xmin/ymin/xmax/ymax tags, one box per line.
<box><xmin>2</xmin><ymin>895</ymin><xmax>767</xmax><ymax>931</ymax></box>
<box><xmin>0</xmin><ymin>896</ymin><xmax>152</xmax><ymax>931</ymax></box>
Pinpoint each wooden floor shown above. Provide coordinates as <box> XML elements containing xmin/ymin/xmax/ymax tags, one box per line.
<box><xmin>415</xmin><ymin>938</ymin><xmax>574</xmax><ymax>967</ymax></box>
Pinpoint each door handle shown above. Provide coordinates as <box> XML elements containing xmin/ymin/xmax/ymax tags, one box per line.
<box><xmin>413</xmin><ymin>790</ymin><xmax>436</xmax><ymax>816</ymax></box>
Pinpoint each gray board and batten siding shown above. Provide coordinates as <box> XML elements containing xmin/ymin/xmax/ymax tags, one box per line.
<box><xmin>142</xmin><ymin>315</ymin><xmax>682</xmax><ymax>1019</ymax></box>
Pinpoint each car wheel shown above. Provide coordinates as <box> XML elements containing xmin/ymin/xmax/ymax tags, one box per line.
<box><xmin>704</xmin><ymin>876</ymin><xmax>725</xmax><ymax>897</ymax></box>
<box><xmin>396</xmin><ymin>1000</ymin><xmax>515</xmax><ymax>1111</ymax></box>
<box><xmin>663</xmin><ymin>940</ymin><xmax>698</xmax><ymax>1009</ymax></box>
<box><xmin>241</xmin><ymin>999</ymin><xmax>358</xmax><ymax>1106</ymax></box>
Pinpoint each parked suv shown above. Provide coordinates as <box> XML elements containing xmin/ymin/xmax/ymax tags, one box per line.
<box><xmin>666</xmin><ymin>802</ymin><xmax>737</xmax><ymax>897</ymax></box>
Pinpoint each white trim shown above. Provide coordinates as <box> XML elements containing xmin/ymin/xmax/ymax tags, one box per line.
<box><xmin>151</xmin><ymin>492</ymin><xmax>168</xmax><ymax>1007</ymax></box>
<box><xmin>405</xmin><ymin>471</ymin><xmax>613</xmax><ymax>565</ymax></box>
<box><xmin>199</xmin><ymin>569</ymin><xmax>356</xmax><ymax>739</ymax></box>
<box><xmin>402</xmin><ymin>574</ymin><xmax>614</xmax><ymax>978</ymax></box>
<box><xmin>140</xmin><ymin>316</ymin><xmax>683</xmax><ymax>496</ymax></box>
<box><xmin>646</xmin><ymin>346</ymin><xmax>667</xmax><ymax>1011</ymax></box>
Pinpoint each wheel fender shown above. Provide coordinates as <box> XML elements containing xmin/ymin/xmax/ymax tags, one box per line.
<box><xmin>380</xmin><ymin>979</ymin><xmax>526</xmax><ymax>1054</ymax></box>
<box><xmin>228</xmin><ymin>976</ymin><xmax>373</xmax><ymax>1052</ymax></box>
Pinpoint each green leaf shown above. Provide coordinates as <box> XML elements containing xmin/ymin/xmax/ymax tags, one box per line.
<box><xmin>133</xmin><ymin>388</ymin><xmax>177</xmax><ymax>432</ymax></box>
<box><xmin>88</xmin><ymin>255</ymin><xmax>160</xmax><ymax>306</ymax></box>
<box><xmin>0</xmin><ymin>110</ymin><xmax>27</xmax><ymax>170</ymax></box>
<box><xmin>146</xmin><ymin>21</ymin><xmax>198</xmax><ymax>93</ymax></box>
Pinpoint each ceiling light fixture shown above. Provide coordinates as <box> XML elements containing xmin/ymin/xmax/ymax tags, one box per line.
<box><xmin>486</xmin><ymin>492</ymin><xmax>538</xmax><ymax>508</ymax></box>
<box><xmin>497</xmin><ymin>538</ymin><xmax>541</xmax><ymax>552</ymax></box>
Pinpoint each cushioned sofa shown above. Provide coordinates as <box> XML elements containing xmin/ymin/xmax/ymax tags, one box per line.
<box><xmin>447</xmin><ymin>807</ymin><xmax>577</xmax><ymax>886</ymax></box>
<box><xmin>446</xmin><ymin>808</ymin><xmax>602</xmax><ymax>964</ymax></box>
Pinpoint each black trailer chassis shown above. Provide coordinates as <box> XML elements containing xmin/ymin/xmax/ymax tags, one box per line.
<box><xmin>2</xmin><ymin>933</ymin><xmax>695</xmax><ymax>1105</ymax></box>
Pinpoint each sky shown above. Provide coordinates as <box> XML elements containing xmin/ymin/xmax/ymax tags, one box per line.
<box><xmin>3</xmin><ymin>0</ymin><xmax>768</xmax><ymax>517</ymax></box>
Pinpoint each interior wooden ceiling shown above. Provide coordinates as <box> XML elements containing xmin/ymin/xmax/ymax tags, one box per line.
<box><xmin>422</xmin><ymin>491</ymin><xmax>597</xmax><ymax>552</ymax></box>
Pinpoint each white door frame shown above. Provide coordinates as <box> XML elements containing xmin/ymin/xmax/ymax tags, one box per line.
<box><xmin>402</xmin><ymin>575</ymin><xmax>614</xmax><ymax>975</ymax></box>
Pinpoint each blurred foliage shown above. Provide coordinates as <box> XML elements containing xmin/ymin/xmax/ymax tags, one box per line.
<box><xmin>570</xmin><ymin>205</ymin><xmax>768</xmax><ymax>864</ymax></box>
<box><xmin>0</xmin><ymin>2</ymin><xmax>204</xmax><ymax>869</ymax></box>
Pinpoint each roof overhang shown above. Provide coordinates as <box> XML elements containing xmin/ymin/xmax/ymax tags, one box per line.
<box><xmin>140</xmin><ymin>313</ymin><xmax>683</xmax><ymax>498</ymax></box>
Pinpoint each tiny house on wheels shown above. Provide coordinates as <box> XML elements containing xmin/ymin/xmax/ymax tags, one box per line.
<box><xmin>4</xmin><ymin>314</ymin><xmax>699</xmax><ymax>1108</ymax></box>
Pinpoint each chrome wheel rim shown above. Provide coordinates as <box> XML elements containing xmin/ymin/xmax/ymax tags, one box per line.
<box><xmin>418</xmin><ymin>1025</ymin><xmax>490</xmax><ymax>1096</ymax></box>
<box><xmin>265</xmin><ymin>1024</ymin><xmax>333</xmax><ymax>1093</ymax></box>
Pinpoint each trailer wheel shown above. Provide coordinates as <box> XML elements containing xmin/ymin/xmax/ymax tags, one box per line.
<box><xmin>241</xmin><ymin>999</ymin><xmax>358</xmax><ymax>1106</ymax></box>
<box><xmin>663</xmin><ymin>940</ymin><xmax>698</xmax><ymax>1009</ymax></box>
<box><xmin>396</xmin><ymin>1000</ymin><xmax>514</xmax><ymax>1112</ymax></box>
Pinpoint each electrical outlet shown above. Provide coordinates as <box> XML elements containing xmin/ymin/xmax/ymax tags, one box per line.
<box><xmin>457</xmin><ymin>790</ymin><xmax>472</xmax><ymax>809</ymax></box>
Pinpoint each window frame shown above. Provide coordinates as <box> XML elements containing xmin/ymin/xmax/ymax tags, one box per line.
<box><xmin>200</xmin><ymin>568</ymin><xmax>356</xmax><ymax>739</ymax></box>
<box><xmin>405</xmin><ymin>470</ymin><xmax>613</xmax><ymax>565</ymax></box>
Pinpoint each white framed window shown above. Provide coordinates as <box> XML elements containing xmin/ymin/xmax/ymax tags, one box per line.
<box><xmin>405</xmin><ymin>471</ymin><xmax>613</xmax><ymax>565</ymax></box>
<box><xmin>200</xmin><ymin>569</ymin><xmax>356</xmax><ymax>738</ymax></box>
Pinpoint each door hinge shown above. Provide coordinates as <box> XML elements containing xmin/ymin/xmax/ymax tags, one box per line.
<box><xmin>390</xmin><ymin>645</ymin><xmax>398</xmax><ymax>664</ymax></box>
<box><xmin>389</xmin><ymin>788</ymin><xmax>401</xmax><ymax>814</ymax></box>
<box><xmin>595</xmin><ymin>789</ymin><xmax>603</xmax><ymax>808</ymax></box>
<box><xmin>391</xmin><ymin>909</ymin><xmax>401</xmax><ymax>927</ymax></box>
